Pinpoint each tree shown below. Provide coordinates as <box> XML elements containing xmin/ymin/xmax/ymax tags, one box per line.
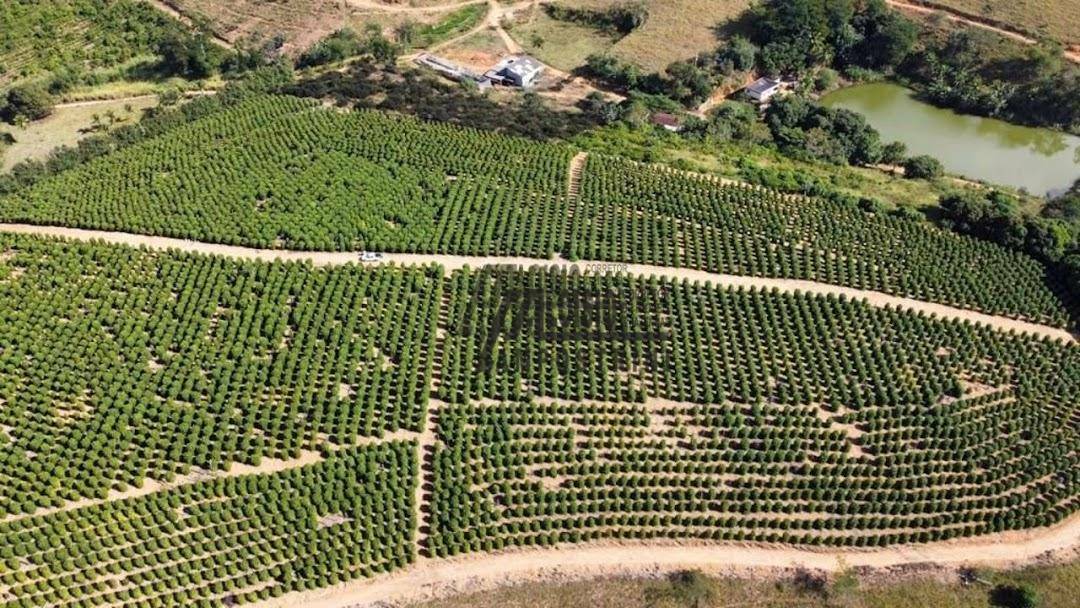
<box><xmin>715</xmin><ymin>36</ymin><xmax>757</xmax><ymax>74</ymax></box>
<box><xmin>903</xmin><ymin>155</ymin><xmax>944</xmax><ymax>179</ymax></box>
<box><xmin>156</xmin><ymin>32</ymin><xmax>220</xmax><ymax>79</ymax></box>
<box><xmin>813</xmin><ymin>68</ymin><xmax>839</xmax><ymax>92</ymax></box>
<box><xmin>2</xmin><ymin>85</ymin><xmax>54</xmax><ymax>123</ymax></box>
<box><xmin>881</xmin><ymin>141</ymin><xmax>907</xmax><ymax>165</ymax></box>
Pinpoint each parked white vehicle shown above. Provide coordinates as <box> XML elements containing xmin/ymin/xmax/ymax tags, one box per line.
<box><xmin>360</xmin><ymin>252</ymin><xmax>385</xmax><ymax>263</ymax></box>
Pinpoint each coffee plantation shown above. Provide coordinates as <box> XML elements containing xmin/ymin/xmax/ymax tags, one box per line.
<box><xmin>429</xmin><ymin>267</ymin><xmax>1078</xmax><ymax>555</ymax></box>
<box><xmin>0</xmin><ymin>442</ymin><xmax>416</xmax><ymax>608</ymax></box>
<box><xmin>0</xmin><ymin>74</ymin><xmax>1078</xmax><ymax>605</ymax></box>
<box><xmin>0</xmin><ymin>95</ymin><xmax>1071</xmax><ymax>326</ymax></box>
<box><xmin>0</xmin><ymin>234</ymin><xmax>438</xmax><ymax>517</ymax></box>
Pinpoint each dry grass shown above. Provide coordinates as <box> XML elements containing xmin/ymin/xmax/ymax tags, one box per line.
<box><xmin>511</xmin><ymin>11</ymin><xmax>619</xmax><ymax>71</ymax></box>
<box><xmin>166</xmin><ymin>0</ymin><xmax>354</xmax><ymax>54</ymax></box>
<box><xmin>409</xmin><ymin>558</ymin><xmax>1080</xmax><ymax>608</ymax></box>
<box><xmin>439</xmin><ymin>28</ymin><xmax>509</xmax><ymax>71</ymax></box>
<box><xmin>0</xmin><ymin>97</ymin><xmax>159</xmax><ymax>172</ymax></box>
<box><xmin>539</xmin><ymin>0</ymin><xmax>753</xmax><ymax>71</ymax></box>
<box><xmin>916</xmin><ymin>0</ymin><xmax>1080</xmax><ymax>46</ymax></box>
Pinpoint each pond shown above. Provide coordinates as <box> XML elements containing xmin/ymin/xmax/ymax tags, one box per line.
<box><xmin>821</xmin><ymin>82</ymin><xmax>1080</xmax><ymax>196</ymax></box>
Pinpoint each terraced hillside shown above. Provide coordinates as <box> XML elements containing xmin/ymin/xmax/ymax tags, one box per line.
<box><xmin>0</xmin><ymin>95</ymin><xmax>1071</xmax><ymax>327</ymax></box>
<box><xmin>0</xmin><ymin>235</ymin><xmax>1075</xmax><ymax>607</ymax></box>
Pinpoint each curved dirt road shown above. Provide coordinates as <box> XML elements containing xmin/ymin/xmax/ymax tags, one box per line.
<box><xmin>0</xmin><ymin>222</ymin><xmax>1073</xmax><ymax>343</ymax></box>
<box><xmin>886</xmin><ymin>0</ymin><xmax>1080</xmax><ymax>63</ymax></box>
<box><xmin>252</xmin><ymin>512</ymin><xmax>1080</xmax><ymax>608</ymax></box>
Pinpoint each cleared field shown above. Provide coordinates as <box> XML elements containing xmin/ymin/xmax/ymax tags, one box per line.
<box><xmin>535</xmin><ymin>0</ymin><xmax>753</xmax><ymax>71</ymax></box>
<box><xmin>511</xmin><ymin>11</ymin><xmax>619</xmax><ymax>72</ymax></box>
<box><xmin>410</xmin><ymin>560</ymin><xmax>1080</xmax><ymax>608</ymax></box>
<box><xmin>0</xmin><ymin>97</ymin><xmax>158</xmax><ymax>173</ymax></box>
<box><xmin>165</xmin><ymin>0</ymin><xmax>351</xmax><ymax>54</ymax></box>
<box><xmin>910</xmin><ymin>0</ymin><xmax>1080</xmax><ymax>47</ymax></box>
<box><xmin>0</xmin><ymin>95</ymin><xmax>1069</xmax><ymax>325</ymax></box>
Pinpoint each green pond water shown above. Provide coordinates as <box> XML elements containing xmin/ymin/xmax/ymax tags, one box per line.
<box><xmin>821</xmin><ymin>82</ymin><xmax>1080</xmax><ymax>196</ymax></box>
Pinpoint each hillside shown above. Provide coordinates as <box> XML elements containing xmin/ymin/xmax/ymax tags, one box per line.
<box><xmin>0</xmin><ymin>0</ymin><xmax>187</xmax><ymax>85</ymax></box>
<box><xmin>0</xmin><ymin>27</ymin><xmax>1077</xmax><ymax>608</ymax></box>
<box><xmin>916</xmin><ymin>0</ymin><xmax>1080</xmax><ymax>48</ymax></box>
<box><xmin>0</xmin><ymin>95</ymin><xmax>1070</xmax><ymax>325</ymax></box>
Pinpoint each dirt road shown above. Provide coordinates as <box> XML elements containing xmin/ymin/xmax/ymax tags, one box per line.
<box><xmin>886</xmin><ymin>0</ymin><xmax>1080</xmax><ymax>63</ymax></box>
<box><xmin>0</xmin><ymin>222</ymin><xmax>1072</xmax><ymax>343</ymax></box>
<box><xmin>250</xmin><ymin>512</ymin><xmax>1080</xmax><ymax>608</ymax></box>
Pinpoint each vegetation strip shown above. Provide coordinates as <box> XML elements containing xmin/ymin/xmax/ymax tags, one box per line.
<box><xmin>0</xmin><ymin>222</ymin><xmax>1069</xmax><ymax>343</ymax></box>
<box><xmin>0</xmin><ymin>96</ymin><xmax>1070</xmax><ymax>327</ymax></box>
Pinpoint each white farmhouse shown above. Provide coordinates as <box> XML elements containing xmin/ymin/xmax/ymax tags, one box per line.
<box><xmin>486</xmin><ymin>55</ymin><xmax>545</xmax><ymax>88</ymax></box>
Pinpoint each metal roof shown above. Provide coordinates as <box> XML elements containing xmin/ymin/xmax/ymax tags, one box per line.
<box><xmin>746</xmin><ymin>77</ymin><xmax>781</xmax><ymax>95</ymax></box>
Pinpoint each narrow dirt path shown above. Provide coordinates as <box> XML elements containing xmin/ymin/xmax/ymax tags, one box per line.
<box><xmin>566</xmin><ymin>151</ymin><xmax>587</xmax><ymax>198</ymax></box>
<box><xmin>346</xmin><ymin>0</ymin><xmax>485</xmax><ymax>13</ymax></box>
<box><xmin>886</xmin><ymin>0</ymin><xmax>1080</xmax><ymax>63</ymax></box>
<box><xmin>0</xmin><ymin>222</ymin><xmax>1071</xmax><ymax>342</ymax></box>
<box><xmin>250</xmin><ymin>511</ymin><xmax>1080</xmax><ymax>608</ymax></box>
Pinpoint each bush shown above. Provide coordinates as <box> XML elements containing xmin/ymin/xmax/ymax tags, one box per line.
<box><xmin>1</xmin><ymin>85</ymin><xmax>54</xmax><ymax>123</ymax></box>
<box><xmin>990</xmin><ymin>584</ymin><xmax>1039</xmax><ymax>608</ymax></box>
<box><xmin>903</xmin><ymin>154</ymin><xmax>944</xmax><ymax>179</ymax></box>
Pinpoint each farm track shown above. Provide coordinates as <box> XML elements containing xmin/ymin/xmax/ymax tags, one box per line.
<box><xmin>886</xmin><ymin>0</ymin><xmax>1080</xmax><ymax>63</ymax></box>
<box><xmin>250</xmin><ymin>512</ymin><xmax>1080</xmax><ymax>608</ymax></box>
<box><xmin>0</xmin><ymin>222</ymin><xmax>1072</xmax><ymax>343</ymax></box>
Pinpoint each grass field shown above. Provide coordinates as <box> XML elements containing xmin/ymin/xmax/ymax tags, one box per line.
<box><xmin>0</xmin><ymin>96</ymin><xmax>159</xmax><ymax>172</ymax></box>
<box><xmin>531</xmin><ymin>0</ymin><xmax>753</xmax><ymax>71</ymax></box>
<box><xmin>924</xmin><ymin>0</ymin><xmax>1080</xmax><ymax>46</ymax></box>
<box><xmin>409</xmin><ymin>559</ymin><xmax>1080</xmax><ymax>608</ymax></box>
<box><xmin>511</xmin><ymin>10</ymin><xmax>620</xmax><ymax>72</ymax></box>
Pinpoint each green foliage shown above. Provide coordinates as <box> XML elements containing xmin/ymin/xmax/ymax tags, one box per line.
<box><xmin>991</xmin><ymin>583</ymin><xmax>1040</xmax><ymax>608</ymax></box>
<box><xmin>765</xmin><ymin>95</ymin><xmax>884</xmax><ymax>166</ymax></box>
<box><xmin>910</xmin><ymin>31</ymin><xmax>1080</xmax><ymax>133</ymax></box>
<box><xmin>903</xmin><ymin>154</ymin><xmax>944</xmax><ymax>179</ymax></box>
<box><xmin>296</xmin><ymin>28</ymin><xmax>399</xmax><ymax>69</ymax></box>
<box><xmin>0</xmin><ymin>96</ymin><xmax>1068</xmax><ymax>325</ymax></box>
<box><xmin>714</xmin><ymin>37</ymin><xmax>758</xmax><ymax>76</ymax></box>
<box><xmin>0</xmin><ymin>235</ymin><xmax>438</xmax><ymax>512</ymax></box>
<box><xmin>155</xmin><ymin>31</ymin><xmax>225</xmax><ymax>79</ymax></box>
<box><xmin>0</xmin><ymin>95</ymin><xmax>574</xmax><ymax>255</ymax></box>
<box><xmin>0</xmin><ymin>0</ymin><xmax>187</xmax><ymax>82</ymax></box>
<box><xmin>880</xmin><ymin>140</ymin><xmax>907</xmax><ymax>165</ymax></box>
<box><xmin>398</xmin><ymin>5</ymin><xmax>489</xmax><ymax>49</ymax></box>
<box><xmin>0</xmin><ymin>442</ymin><xmax>416</xmax><ymax>607</ymax></box>
<box><xmin>0</xmin><ymin>84</ymin><xmax>54</xmax><ymax>123</ymax></box>
<box><xmin>751</xmin><ymin>0</ymin><xmax>915</xmax><ymax>76</ymax></box>
<box><xmin>545</xmin><ymin>1</ymin><xmax>648</xmax><ymax>35</ymax></box>
<box><xmin>429</xmin><ymin>267</ymin><xmax>1080</xmax><ymax>556</ymax></box>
